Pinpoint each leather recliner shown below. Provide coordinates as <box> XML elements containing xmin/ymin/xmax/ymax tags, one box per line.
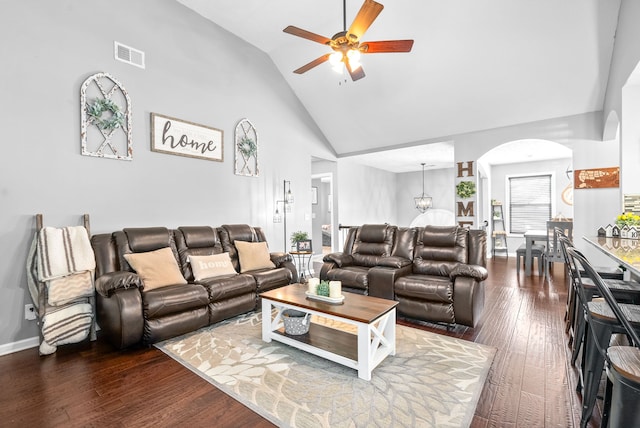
<box><xmin>394</xmin><ymin>225</ymin><xmax>488</xmax><ymax>327</ymax></box>
<box><xmin>218</xmin><ymin>224</ymin><xmax>296</xmax><ymax>294</ymax></box>
<box><xmin>174</xmin><ymin>226</ymin><xmax>257</xmax><ymax>325</ymax></box>
<box><xmin>103</xmin><ymin>227</ymin><xmax>210</xmax><ymax>346</ymax></box>
<box><xmin>320</xmin><ymin>224</ymin><xmax>398</xmax><ymax>295</ymax></box>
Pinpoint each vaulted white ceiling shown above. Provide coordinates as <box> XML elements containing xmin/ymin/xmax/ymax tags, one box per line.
<box><xmin>177</xmin><ymin>0</ymin><xmax>620</xmax><ymax>169</ymax></box>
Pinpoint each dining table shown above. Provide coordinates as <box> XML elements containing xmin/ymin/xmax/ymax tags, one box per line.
<box><xmin>583</xmin><ymin>236</ymin><xmax>640</xmax><ymax>280</ymax></box>
<box><xmin>524</xmin><ymin>229</ymin><xmax>548</xmax><ymax>276</ymax></box>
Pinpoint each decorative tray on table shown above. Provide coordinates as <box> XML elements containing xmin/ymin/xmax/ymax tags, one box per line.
<box><xmin>305</xmin><ymin>291</ymin><xmax>345</xmax><ymax>304</ymax></box>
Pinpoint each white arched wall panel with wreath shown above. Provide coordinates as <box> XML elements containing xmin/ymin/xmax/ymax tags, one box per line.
<box><xmin>80</xmin><ymin>72</ymin><xmax>132</xmax><ymax>161</ymax></box>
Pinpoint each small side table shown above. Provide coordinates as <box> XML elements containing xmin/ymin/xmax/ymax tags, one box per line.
<box><xmin>289</xmin><ymin>251</ymin><xmax>313</xmax><ymax>280</ymax></box>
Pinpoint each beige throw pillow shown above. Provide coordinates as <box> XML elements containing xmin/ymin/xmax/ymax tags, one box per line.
<box><xmin>234</xmin><ymin>240</ymin><xmax>276</xmax><ymax>273</ymax></box>
<box><xmin>189</xmin><ymin>253</ymin><xmax>237</xmax><ymax>281</ymax></box>
<box><xmin>123</xmin><ymin>247</ymin><xmax>187</xmax><ymax>291</ymax></box>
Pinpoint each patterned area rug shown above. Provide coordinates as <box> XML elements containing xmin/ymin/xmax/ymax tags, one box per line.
<box><xmin>155</xmin><ymin>312</ymin><xmax>495</xmax><ymax>428</ymax></box>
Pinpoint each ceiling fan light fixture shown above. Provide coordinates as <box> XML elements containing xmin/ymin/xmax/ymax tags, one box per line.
<box><xmin>347</xmin><ymin>48</ymin><xmax>361</xmax><ymax>70</ymax></box>
<box><xmin>329</xmin><ymin>51</ymin><xmax>343</xmax><ymax>65</ymax></box>
<box><xmin>329</xmin><ymin>51</ymin><xmax>344</xmax><ymax>73</ymax></box>
<box><xmin>284</xmin><ymin>0</ymin><xmax>413</xmax><ymax>81</ymax></box>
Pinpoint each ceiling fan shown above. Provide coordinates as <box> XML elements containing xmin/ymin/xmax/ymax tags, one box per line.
<box><xmin>283</xmin><ymin>0</ymin><xmax>414</xmax><ymax>81</ymax></box>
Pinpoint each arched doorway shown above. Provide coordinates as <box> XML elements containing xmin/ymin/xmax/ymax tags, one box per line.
<box><xmin>477</xmin><ymin>139</ymin><xmax>572</xmax><ymax>256</ymax></box>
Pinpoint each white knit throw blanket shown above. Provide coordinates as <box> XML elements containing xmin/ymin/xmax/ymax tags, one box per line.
<box><xmin>36</xmin><ymin>226</ymin><xmax>95</xmax><ymax>281</ymax></box>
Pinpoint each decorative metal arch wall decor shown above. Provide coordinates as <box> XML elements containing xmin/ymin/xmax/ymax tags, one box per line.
<box><xmin>80</xmin><ymin>72</ymin><xmax>132</xmax><ymax>160</ymax></box>
<box><xmin>234</xmin><ymin>118</ymin><xmax>259</xmax><ymax>176</ymax></box>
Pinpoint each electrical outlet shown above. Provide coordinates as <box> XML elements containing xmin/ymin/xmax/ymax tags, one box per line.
<box><xmin>24</xmin><ymin>304</ymin><xmax>37</xmax><ymax>321</ymax></box>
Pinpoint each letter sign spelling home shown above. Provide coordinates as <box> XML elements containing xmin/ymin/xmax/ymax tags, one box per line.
<box><xmin>150</xmin><ymin>113</ymin><xmax>223</xmax><ymax>162</ymax></box>
<box><xmin>457</xmin><ymin>160</ymin><xmax>475</xmax><ymax>227</ymax></box>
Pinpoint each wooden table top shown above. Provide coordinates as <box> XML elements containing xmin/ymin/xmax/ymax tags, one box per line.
<box><xmin>260</xmin><ymin>283</ymin><xmax>398</xmax><ymax>324</ymax></box>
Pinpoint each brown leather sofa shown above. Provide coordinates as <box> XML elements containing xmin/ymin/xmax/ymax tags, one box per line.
<box><xmin>321</xmin><ymin>224</ymin><xmax>487</xmax><ymax>327</ymax></box>
<box><xmin>91</xmin><ymin>224</ymin><xmax>296</xmax><ymax>349</ymax></box>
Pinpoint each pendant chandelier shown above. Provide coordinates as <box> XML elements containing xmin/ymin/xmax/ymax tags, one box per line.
<box><xmin>414</xmin><ymin>163</ymin><xmax>432</xmax><ymax>213</ymax></box>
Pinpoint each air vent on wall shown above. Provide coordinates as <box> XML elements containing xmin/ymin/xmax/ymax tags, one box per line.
<box><xmin>114</xmin><ymin>41</ymin><xmax>145</xmax><ymax>69</ymax></box>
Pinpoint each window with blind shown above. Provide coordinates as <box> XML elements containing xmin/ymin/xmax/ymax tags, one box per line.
<box><xmin>508</xmin><ymin>174</ymin><xmax>552</xmax><ymax>234</ymax></box>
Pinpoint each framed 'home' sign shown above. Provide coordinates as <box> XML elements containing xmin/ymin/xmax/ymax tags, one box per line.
<box><xmin>151</xmin><ymin>113</ymin><xmax>223</xmax><ymax>162</ymax></box>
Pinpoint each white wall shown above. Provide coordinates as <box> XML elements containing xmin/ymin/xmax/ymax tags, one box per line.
<box><xmin>395</xmin><ymin>168</ymin><xmax>456</xmax><ymax>227</ymax></box>
<box><xmin>572</xmin><ymin>139</ymin><xmax>621</xmax><ymax>266</ymax></box>
<box><xmin>603</xmin><ymin>0</ymin><xmax>640</xmax><ymax>126</ymax></box>
<box><xmin>336</xmin><ymin>160</ymin><xmax>397</xmax><ymax>226</ymax></box>
<box><xmin>0</xmin><ymin>0</ymin><xmax>335</xmax><ymax>348</ymax></box>
<box><xmin>595</xmin><ymin>0</ymin><xmax>640</xmax><ymax>267</ymax></box>
<box><xmin>621</xmin><ymin>83</ymin><xmax>640</xmax><ymax>195</ymax></box>
<box><xmin>601</xmin><ymin>0</ymin><xmax>640</xmax><ymax>219</ymax></box>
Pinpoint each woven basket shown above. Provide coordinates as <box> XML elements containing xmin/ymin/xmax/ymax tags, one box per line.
<box><xmin>282</xmin><ymin>309</ymin><xmax>310</xmax><ymax>335</ymax></box>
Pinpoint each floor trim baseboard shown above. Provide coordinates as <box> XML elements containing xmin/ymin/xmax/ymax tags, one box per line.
<box><xmin>0</xmin><ymin>336</ymin><xmax>39</xmax><ymax>356</ymax></box>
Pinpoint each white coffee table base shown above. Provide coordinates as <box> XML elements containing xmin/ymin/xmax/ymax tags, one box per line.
<box><xmin>261</xmin><ymin>298</ymin><xmax>396</xmax><ymax>381</ymax></box>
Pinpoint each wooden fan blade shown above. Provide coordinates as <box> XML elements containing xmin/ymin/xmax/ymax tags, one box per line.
<box><xmin>360</xmin><ymin>39</ymin><xmax>414</xmax><ymax>53</ymax></box>
<box><xmin>293</xmin><ymin>53</ymin><xmax>332</xmax><ymax>74</ymax></box>
<box><xmin>348</xmin><ymin>0</ymin><xmax>384</xmax><ymax>40</ymax></box>
<box><xmin>283</xmin><ymin>26</ymin><xmax>331</xmax><ymax>45</ymax></box>
<box><xmin>346</xmin><ymin>60</ymin><xmax>366</xmax><ymax>81</ymax></box>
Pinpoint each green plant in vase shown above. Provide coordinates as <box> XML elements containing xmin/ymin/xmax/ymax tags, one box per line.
<box><xmin>316</xmin><ymin>280</ymin><xmax>330</xmax><ymax>297</ymax></box>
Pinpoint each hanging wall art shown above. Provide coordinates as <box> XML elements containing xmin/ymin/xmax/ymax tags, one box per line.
<box><xmin>234</xmin><ymin>118</ymin><xmax>259</xmax><ymax>177</ymax></box>
<box><xmin>574</xmin><ymin>166</ymin><xmax>619</xmax><ymax>189</ymax></box>
<box><xmin>150</xmin><ymin>113</ymin><xmax>223</xmax><ymax>162</ymax></box>
<box><xmin>80</xmin><ymin>72</ymin><xmax>132</xmax><ymax>160</ymax></box>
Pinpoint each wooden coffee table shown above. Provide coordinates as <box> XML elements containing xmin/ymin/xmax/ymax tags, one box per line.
<box><xmin>260</xmin><ymin>283</ymin><xmax>398</xmax><ymax>381</ymax></box>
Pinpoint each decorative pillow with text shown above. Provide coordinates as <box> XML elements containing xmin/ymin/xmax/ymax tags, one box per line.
<box><xmin>189</xmin><ymin>253</ymin><xmax>237</xmax><ymax>281</ymax></box>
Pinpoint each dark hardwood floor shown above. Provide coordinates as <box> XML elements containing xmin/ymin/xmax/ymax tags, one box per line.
<box><xmin>0</xmin><ymin>257</ymin><xmax>597</xmax><ymax>427</ymax></box>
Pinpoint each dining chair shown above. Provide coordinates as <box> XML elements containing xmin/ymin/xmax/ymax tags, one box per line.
<box><xmin>545</xmin><ymin>220</ymin><xmax>572</xmax><ymax>278</ymax></box>
<box><xmin>567</xmin><ymin>247</ymin><xmax>640</xmax><ymax>427</ymax></box>
<box><xmin>605</xmin><ymin>343</ymin><xmax>640</xmax><ymax>428</ymax></box>
<box><xmin>560</xmin><ymin>233</ymin><xmax>640</xmax><ymax>367</ymax></box>
<box><xmin>515</xmin><ymin>242</ymin><xmax>545</xmax><ymax>276</ymax></box>
<box><xmin>575</xmin><ymin>249</ymin><xmax>640</xmax><ymax>428</ymax></box>
<box><xmin>556</xmin><ymin>230</ymin><xmax>632</xmax><ymax>358</ymax></box>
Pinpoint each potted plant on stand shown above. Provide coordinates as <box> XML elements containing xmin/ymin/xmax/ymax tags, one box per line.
<box><xmin>290</xmin><ymin>231</ymin><xmax>310</xmax><ymax>252</ymax></box>
<box><xmin>290</xmin><ymin>231</ymin><xmax>312</xmax><ymax>282</ymax></box>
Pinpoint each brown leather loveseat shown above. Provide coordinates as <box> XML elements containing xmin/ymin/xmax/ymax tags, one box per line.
<box><xmin>91</xmin><ymin>224</ymin><xmax>296</xmax><ymax>349</ymax></box>
<box><xmin>321</xmin><ymin>224</ymin><xmax>487</xmax><ymax>327</ymax></box>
